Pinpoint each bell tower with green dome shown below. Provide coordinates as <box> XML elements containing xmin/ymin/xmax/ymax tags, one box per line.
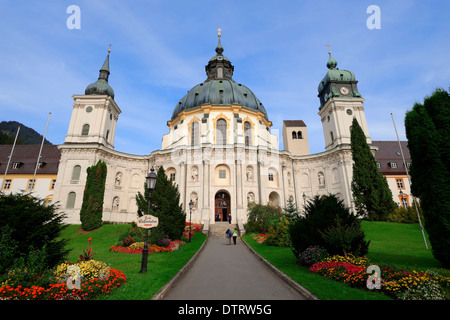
<box><xmin>64</xmin><ymin>48</ymin><xmax>121</xmax><ymax>149</ymax></box>
<box><xmin>317</xmin><ymin>47</ymin><xmax>371</xmax><ymax>151</ymax></box>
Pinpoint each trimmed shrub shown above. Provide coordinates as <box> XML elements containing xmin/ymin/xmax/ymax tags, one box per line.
<box><xmin>289</xmin><ymin>194</ymin><xmax>370</xmax><ymax>258</ymax></box>
<box><xmin>80</xmin><ymin>160</ymin><xmax>107</xmax><ymax>231</ymax></box>
<box><xmin>265</xmin><ymin>217</ymin><xmax>291</xmax><ymax>247</ymax></box>
<box><xmin>245</xmin><ymin>203</ymin><xmax>282</xmax><ymax>233</ymax></box>
<box><xmin>298</xmin><ymin>246</ymin><xmax>329</xmax><ymax>266</ymax></box>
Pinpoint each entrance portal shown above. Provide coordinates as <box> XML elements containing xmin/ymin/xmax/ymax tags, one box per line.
<box><xmin>215</xmin><ymin>191</ymin><xmax>230</xmax><ymax>222</ymax></box>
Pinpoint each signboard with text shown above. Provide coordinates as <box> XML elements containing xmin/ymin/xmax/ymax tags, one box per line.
<box><xmin>137</xmin><ymin>215</ymin><xmax>159</xmax><ymax>229</ymax></box>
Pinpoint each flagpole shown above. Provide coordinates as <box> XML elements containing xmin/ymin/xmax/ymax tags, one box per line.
<box><xmin>32</xmin><ymin>112</ymin><xmax>51</xmax><ymax>192</ymax></box>
<box><xmin>1</xmin><ymin>126</ymin><xmax>20</xmax><ymax>191</ymax></box>
<box><xmin>391</xmin><ymin>113</ymin><xmax>428</xmax><ymax>249</ymax></box>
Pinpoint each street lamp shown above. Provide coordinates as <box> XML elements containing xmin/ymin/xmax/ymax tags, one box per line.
<box><xmin>139</xmin><ymin>167</ymin><xmax>157</xmax><ymax>274</ymax></box>
<box><xmin>188</xmin><ymin>199</ymin><xmax>194</xmax><ymax>243</ymax></box>
<box><xmin>302</xmin><ymin>192</ymin><xmax>306</xmax><ymax>205</ymax></box>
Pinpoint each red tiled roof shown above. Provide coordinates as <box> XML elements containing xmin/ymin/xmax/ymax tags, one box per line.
<box><xmin>372</xmin><ymin>140</ymin><xmax>410</xmax><ymax>175</ymax></box>
<box><xmin>0</xmin><ymin>145</ymin><xmax>60</xmax><ymax>175</ymax></box>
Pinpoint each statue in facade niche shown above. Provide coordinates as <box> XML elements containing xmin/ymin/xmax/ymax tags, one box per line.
<box><xmin>318</xmin><ymin>172</ymin><xmax>325</xmax><ymax>186</ymax></box>
<box><xmin>115</xmin><ymin>172</ymin><xmax>122</xmax><ymax>186</ymax></box>
<box><xmin>246</xmin><ymin>167</ymin><xmax>253</xmax><ymax>181</ymax></box>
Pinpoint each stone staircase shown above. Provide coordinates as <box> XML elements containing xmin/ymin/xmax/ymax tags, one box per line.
<box><xmin>208</xmin><ymin>222</ymin><xmax>238</xmax><ymax>238</ymax></box>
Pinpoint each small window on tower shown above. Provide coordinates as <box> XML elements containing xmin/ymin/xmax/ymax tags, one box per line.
<box><xmin>292</xmin><ymin>131</ymin><xmax>297</xmax><ymax>139</ymax></box>
<box><xmin>82</xmin><ymin>124</ymin><xmax>90</xmax><ymax>136</ymax></box>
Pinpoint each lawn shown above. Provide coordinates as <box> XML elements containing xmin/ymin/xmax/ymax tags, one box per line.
<box><xmin>242</xmin><ymin>221</ymin><xmax>446</xmax><ymax>300</ymax></box>
<box><xmin>60</xmin><ymin>224</ymin><xmax>207</xmax><ymax>300</ymax></box>
<box><xmin>361</xmin><ymin>221</ymin><xmax>440</xmax><ymax>270</ymax></box>
<box><xmin>60</xmin><ymin>221</ymin><xmax>446</xmax><ymax>300</ymax></box>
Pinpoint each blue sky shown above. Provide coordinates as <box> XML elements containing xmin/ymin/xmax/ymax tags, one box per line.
<box><xmin>0</xmin><ymin>0</ymin><xmax>449</xmax><ymax>155</ymax></box>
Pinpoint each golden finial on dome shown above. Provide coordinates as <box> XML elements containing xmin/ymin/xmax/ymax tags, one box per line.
<box><xmin>326</xmin><ymin>44</ymin><xmax>331</xmax><ymax>55</ymax></box>
<box><xmin>217</xmin><ymin>28</ymin><xmax>222</xmax><ymax>38</ymax></box>
<box><xmin>108</xmin><ymin>43</ymin><xmax>112</xmax><ymax>53</ymax></box>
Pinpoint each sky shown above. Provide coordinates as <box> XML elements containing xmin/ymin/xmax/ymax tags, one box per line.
<box><xmin>0</xmin><ymin>0</ymin><xmax>449</xmax><ymax>156</ymax></box>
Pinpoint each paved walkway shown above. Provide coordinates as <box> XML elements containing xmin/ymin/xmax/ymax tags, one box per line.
<box><xmin>160</xmin><ymin>237</ymin><xmax>310</xmax><ymax>300</ymax></box>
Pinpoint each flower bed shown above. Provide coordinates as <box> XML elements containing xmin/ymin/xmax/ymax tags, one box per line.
<box><xmin>0</xmin><ymin>266</ymin><xmax>126</xmax><ymax>300</ymax></box>
<box><xmin>251</xmin><ymin>233</ymin><xmax>267</xmax><ymax>244</ymax></box>
<box><xmin>109</xmin><ymin>239</ymin><xmax>186</xmax><ymax>254</ymax></box>
<box><xmin>307</xmin><ymin>253</ymin><xmax>450</xmax><ymax>299</ymax></box>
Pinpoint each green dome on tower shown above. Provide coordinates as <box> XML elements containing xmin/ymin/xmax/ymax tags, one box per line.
<box><xmin>171</xmin><ymin>33</ymin><xmax>268</xmax><ymax>120</ymax></box>
<box><xmin>317</xmin><ymin>49</ymin><xmax>362</xmax><ymax>109</ymax></box>
<box><xmin>85</xmin><ymin>50</ymin><xmax>115</xmax><ymax>99</ymax></box>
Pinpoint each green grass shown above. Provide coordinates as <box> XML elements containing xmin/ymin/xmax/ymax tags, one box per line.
<box><xmin>242</xmin><ymin>221</ymin><xmax>446</xmax><ymax>300</ymax></box>
<box><xmin>60</xmin><ymin>221</ymin><xmax>445</xmax><ymax>300</ymax></box>
<box><xmin>60</xmin><ymin>224</ymin><xmax>207</xmax><ymax>300</ymax></box>
<box><xmin>361</xmin><ymin>221</ymin><xmax>440</xmax><ymax>270</ymax></box>
<box><xmin>242</xmin><ymin>234</ymin><xmax>390</xmax><ymax>300</ymax></box>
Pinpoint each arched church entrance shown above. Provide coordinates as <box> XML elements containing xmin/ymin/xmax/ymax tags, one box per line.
<box><xmin>215</xmin><ymin>190</ymin><xmax>231</xmax><ymax>222</ymax></box>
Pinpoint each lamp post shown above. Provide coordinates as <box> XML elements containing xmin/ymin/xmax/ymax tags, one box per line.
<box><xmin>188</xmin><ymin>199</ymin><xmax>193</xmax><ymax>243</ymax></box>
<box><xmin>139</xmin><ymin>167</ymin><xmax>157</xmax><ymax>274</ymax></box>
<box><xmin>302</xmin><ymin>192</ymin><xmax>306</xmax><ymax>205</ymax></box>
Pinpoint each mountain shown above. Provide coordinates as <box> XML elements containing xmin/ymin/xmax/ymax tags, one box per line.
<box><xmin>0</xmin><ymin>121</ymin><xmax>52</xmax><ymax>145</ymax></box>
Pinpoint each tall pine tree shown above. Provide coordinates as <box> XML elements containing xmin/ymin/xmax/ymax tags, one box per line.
<box><xmin>136</xmin><ymin>166</ymin><xmax>186</xmax><ymax>240</ymax></box>
<box><xmin>80</xmin><ymin>160</ymin><xmax>107</xmax><ymax>231</ymax></box>
<box><xmin>405</xmin><ymin>88</ymin><xmax>450</xmax><ymax>267</ymax></box>
<box><xmin>350</xmin><ymin>118</ymin><xmax>396</xmax><ymax>220</ymax></box>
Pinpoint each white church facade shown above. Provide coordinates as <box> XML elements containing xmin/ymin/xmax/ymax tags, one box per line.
<box><xmin>52</xmin><ymin>35</ymin><xmax>375</xmax><ymax>227</ymax></box>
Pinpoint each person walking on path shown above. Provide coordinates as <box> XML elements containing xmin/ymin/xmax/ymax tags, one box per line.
<box><xmin>232</xmin><ymin>228</ymin><xmax>238</xmax><ymax>245</ymax></box>
<box><xmin>226</xmin><ymin>229</ymin><xmax>232</xmax><ymax>245</ymax></box>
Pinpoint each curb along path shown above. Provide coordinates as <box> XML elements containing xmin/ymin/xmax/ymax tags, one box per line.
<box><xmin>153</xmin><ymin>237</ymin><xmax>318</xmax><ymax>300</ymax></box>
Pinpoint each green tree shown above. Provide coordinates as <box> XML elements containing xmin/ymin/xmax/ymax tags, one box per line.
<box><xmin>0</xmin><ymin>192</ymin><xmax>69</xmax><ymax>269</ymax></box>
<box><xmin>282</xmin><ymin>197</ymin><xmax>300</xmax><ymax>223</ymax></box>
<box><xmin>350</xmin><ymin>118</ymin><xmax>396</xmax><ymax>220</ymax></box>
<box><xmin>80</xmin><ymin>160</ymin><xmax>107</xmax><ymax>231</ymax></box>
<box><xmin>245</xmin><ymin>202</ymin><xmax>282</xmax><ymax>233</ymax></box>
<box><xmin>289</xmin><ymin>194</ymin><xmax>370</xmax><ymax>258</ymax></box>
<box><xmin>405</xmin><ymin>88</ymin><xmax>450</xmax><ymax>268</ymax></box>
<box><xmin>136</xmin><ymin>166</ymin><xmax>186</xmax><ymax>240</ymax></box>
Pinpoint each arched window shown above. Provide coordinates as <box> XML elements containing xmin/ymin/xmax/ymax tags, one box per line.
<box><xmin>330</xmin><ymin>131</ymin><xmax>334</xmax><ymax>142</ymax></box>
<box><xmin>191</xmin><ymin>121</ymin><xmax>199</xmax><ymax>146</ymax></box>
<box><xmin>216</xmin><ymin>118</ymin><xmax>227</xmax><ymax>145</ymax></box>
<box><xmin>292</xmin><ymin>131</ymin><xmax>297</xmax><ymax>139</ymax></box>
<box><xmin>66</xmin><ymin>192</ymin><xmax>76</xmax><ymax>209</ymax></box>
<box><xmin>71</xmin><ymin>165</ymin><xmax>81</xmax><ymax>181</ymax></box>
<box><xmin>244</xmin><ymin>121</ymin><xmax>252</xmax><ymax>146</ymax></box>
<box><xmin>297</xmin><ymin>131</ymin><xmax>303</xmax><ymax>139</ymax></box>
<box><xmin>81</xmin><ymin>124</ymin><xmax>90</xmax><ymax>136</ymax></box>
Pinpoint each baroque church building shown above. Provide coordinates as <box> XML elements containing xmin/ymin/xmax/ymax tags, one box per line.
<box><xmin>52</xmin><ymin>34</ymin><xmax>374</xmax><ymax>228</ymax></box>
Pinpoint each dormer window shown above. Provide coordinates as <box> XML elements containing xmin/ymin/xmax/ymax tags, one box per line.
<box><xmin>12</xmin><ymin>162</ymin><xmax>21</xmax><ymax>169</ymax></box>
<box><xmin>389</xmin><ymin>162</ymin><xmax>397</xmax><ymax>168</ymax></box>
<box><xmin>37</xmin><ymin>162</ymin><xmax>45</xmax><ymax>169</ymax></box>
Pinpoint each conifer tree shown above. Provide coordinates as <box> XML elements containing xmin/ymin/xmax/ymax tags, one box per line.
<box><xmin>136</xmin><ymin>166</ymin><xmax>186</xmax><ymax>240</ymax></box>
<box><xmin>80</xmin><ymin>160</ymin><xmax>107</xmax><ymax>231</ymax></box>
<box><xmin>283</xmin><ymin>197</ymin><xmax>300</xmax><ymax>223</ymax></box>
<box><xmin>350</xmin><ymin>118</ymin><xmax>396</xmax><ymax>220</ymax></box>
<box><xmin>405</xmin><ymin>88</ymin><xmax>450</xmax><ymax>267</ymax></box>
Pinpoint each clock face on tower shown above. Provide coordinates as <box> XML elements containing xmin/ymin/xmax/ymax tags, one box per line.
<box><xmin>340</xmin><ymin>87</ymin><xmax>349</xmax><ymax>95</ymax></box>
